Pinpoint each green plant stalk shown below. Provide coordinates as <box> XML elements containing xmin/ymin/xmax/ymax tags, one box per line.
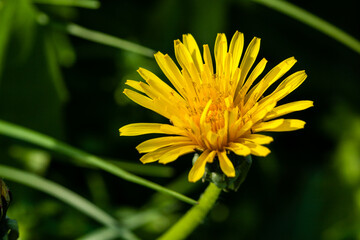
<box><xmin>158</xmin><ymin>183</ymin><xmax>221</xmax><ymax>240</ymax></box>
<box><xmin>0</xmin><ymin>119</ymin><xmax>197</xmax><ymax>205</ymax></box>
<box><xmin>253</xmin><ymin>0</ymin><xmax>360</xmax><ymax>54</ymax></box>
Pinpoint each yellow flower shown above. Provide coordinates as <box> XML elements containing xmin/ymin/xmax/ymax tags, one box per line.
<box><xmin>120</xmin><ymin>31</ymin><xmax>313</xmax><ymax>183</ymax></box>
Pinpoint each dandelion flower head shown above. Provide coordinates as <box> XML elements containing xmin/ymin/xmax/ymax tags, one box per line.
<box><xmin>120</xmin><ymin>31</ymin><xmax>313</xmax><ymax>182</ymax></box>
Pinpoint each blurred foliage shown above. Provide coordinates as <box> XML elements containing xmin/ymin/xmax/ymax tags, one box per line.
<box><xmin>0</xmin><ymin>0</ymin><xmax>359</xmax><ymax>239</ymax></box>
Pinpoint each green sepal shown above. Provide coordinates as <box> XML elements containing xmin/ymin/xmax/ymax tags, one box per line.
<box><xmin>202</xmin><ymin>154</ymin><xmax>252</xmax><ymax>192</ymax></box>
<box><xmin>0</xmin><ymin>218</ymin><xmax>19</xmax><ymax>240</ymax></box>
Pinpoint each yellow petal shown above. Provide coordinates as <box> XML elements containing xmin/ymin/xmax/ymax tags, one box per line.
<box><xmin>238</xmin><ymin>37</ymin><xmax>261</xmax><ymax>89</ymax></box>
<box><xmin>188</xmin><ymin>150</ymin><xmax>215</xmax><ymax>182</ymax></box>
<box><xmin>140</xmin><ymin>147</ymin><xmax>171</xmax><ymax>163</ymax></box>
<box><xmin>140</xmin><ymin>144</ymin><xmax>195</xmax><ymax>164</ymax></box>
<box><xmin>244</xmin><ymin>142</ymin><xmax>271</xmax><ymax>157</ymax></box>
<box><xmin>265</xmin><ymin>100</ymin><xmax>314</xmax><ymax>120</ymax></box>
<box><xmin>235</xmin><ymin>58</ymin><xmax>267</xmax><ymax>104</ymax></box>
<box><xmin>253</xmin><ymin>119</ymin><xmax>306</xmax><ymax>132</ymax></box>
<box><xmin>125</xmin><ymin>80</ymin><xmax>143</xmax><ymax>92</ymax></box>
<box><xmin>252</xmin><ymin>119</ymin><xmax>285</xmax><ymax>133</ymax></box>
<box><xmin>203</xmin><ymin>44</ymin><xmax>214</xmax><ymax>75</ymax></box>
<box><xmin>250</xmin><ymin>101</ymin><xmax>277</xmax><ymax>124</ymax></box>
<box><xmin>243</xmin><ymin>134</ymin><xmax>273</xmax><ymax>144</ymax></box>
<box><xmin>119</xmin><ymin>123</ymin><xmax>183</xmax><ymax>136</ymax></box>
<box><xmin>262</xmin><ymin>70</ymin><xmax>307</xmax><ymax>103</ymax></box>
<box><xmin>258</xmin><ymin>57</ymin><xmax>297</xmax><ymax>98</ymax></box>
<box><xmin>233</xmin><ymin>120</ymin><xmax>253</xmax><ymax>139</ymax></box>
<box><xmin>123</xmin><ymin>89</ymin><xmax>168</xmax><ymax>117</ymax></box>
<box><xmin>136</xmin><ymin>136</ymin><xmax>192</xmax><ymax>153</ymax></box>
<box><xmin>137</xmin><ymin>67</ymin><xmax>183</xmax><ymax>101</ymax></box>
<box><xmin>200</xmin><ymin>99</ymin><xmax>212</xmax><ymax>126</ymax></box>
<box><xmin>269</xmin><ymin>119</ymin><xmax>306</xmax><ymax>132</ymax></box>
<box><xmin>217</xmin><ymin>151</ymin><xmax>235</xmax><ymax>177</ymax></box>
<box><xmin>245</xmin><ymin>57</ymin><xmax>297</xmax><ymax>106</ymax></box>
<box><xmin>227</xmin><ymin>142</ymin><xmax>251</xmax><ymax>156</ymax></box>
<box><xmin>182</xmin><ymin>34</ymin><xmax>203</xmax><ymax>72</ymax></box>
<box><xmin>205</xmin><ymin>130</ymin><xmax>218</xmax><ymax>150</ymax></box>
<box><xmin>154</xmin><ymin>52</ymin><xmax>186</xmax><ymax>97</ymax></box>
<box><xmin>214</xmin><ymin>33</ymin><xmax>227</xmax><ymax>75</ymax></box>
<box><xmin>174</xmin><ymin>40</ymin><xmax>201</xmax><ymax>85</ymax></box>
<box><xmin>223</xmin><ymin>53</ymin><xmax>233</xmax><ymax>92</ymax></box>
<box><xmin>229</xmin><ymin>31</ymin><xmax>244</xmax><ymax>73</ymax></box>
<box><xmin>158</xmin><ymin>145</ymin><xmax>196</xmax><ymax>164</ymax></box>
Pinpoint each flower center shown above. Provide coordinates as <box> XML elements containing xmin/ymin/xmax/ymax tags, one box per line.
<box><xmin>192</xmin><ymin>83</ymin><xmax>234</xmax><ymax>132</ymax></box>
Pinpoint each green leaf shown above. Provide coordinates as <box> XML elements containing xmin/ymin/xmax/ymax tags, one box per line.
<box><xmin>253</xmin><ymin>0</ymin><xmax>360</xmax><ymax>54</ymax></box>
<box><xmin>0</xmin><ymin>165</ymin><xmax>139</xmax><ymax>240</ymax></box>
<box><xmin>32</xmin><ymin>0</ymin><xmax>100</xmax><ymax>9</ymax></box>
<box><xmin>0</xmin><ymin>119</ymin><xmax>198</xmax><ymax>205</ymax></box>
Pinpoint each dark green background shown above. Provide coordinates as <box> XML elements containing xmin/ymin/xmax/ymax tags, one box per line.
<box><xmin>1</xmin><ymin>0</ymin><xmax>359</xmax><ymax>239</ymax></box>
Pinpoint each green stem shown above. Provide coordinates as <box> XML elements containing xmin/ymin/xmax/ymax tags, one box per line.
<box><xmin>158</xmin><ymin>183</ymin><xmax>221</xmax><ymax>240</ymax></box>
<box><xmin>0</xmin><ymin>119</ymin><xmax>197</xmax><ymax>205</ymax></box>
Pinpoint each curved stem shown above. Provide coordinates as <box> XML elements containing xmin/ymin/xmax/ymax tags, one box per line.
<box><xmin>158</xmin><ymin>183</ymin><xmax>221</xmax><ymax>240</ymax></box>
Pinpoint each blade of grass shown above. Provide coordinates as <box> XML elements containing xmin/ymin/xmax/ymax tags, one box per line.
<box><xmin>35</xmin><ymin>12</ymin><xmax>155</xmax><ymax>57</ymax></box>
<box><xmin>0</xmin><ymin>165</ymin><xmax>139</xmax><ymax>240</ymax></box>
<box><xmin>0</xmin><ymin>119</ymin><xmax>197</xmax><ymax>205</ymax></box>
<box><xmin>253</xmin><ymin>0</ymin><xmax>360</xmax><ymax>54</ymax></box>
<box><xmin>51</xmin><ymin>21</ymin><xmax>156</xmax><ymax>57</ymax></box>
<box><xmin>32</xmin><ymin>0</ymin><xmax>100</xmax><ymax>9</ymax></box>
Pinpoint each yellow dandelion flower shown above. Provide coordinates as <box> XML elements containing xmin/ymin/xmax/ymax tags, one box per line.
<box><xmin>120</xmin><ymin>31</ymin><xmax>313</xmax><ymax>183</ymax></box>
